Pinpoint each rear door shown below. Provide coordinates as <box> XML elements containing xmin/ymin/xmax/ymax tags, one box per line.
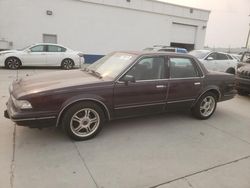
<box><xmin>167</xmin><ymin>56</ymin><xmax>203</xmax><ymax>110</ymax></box>
<box><xmin>113</xmin><ymin>55</ymin><xmax>168</xmax><ymax>117</ymax></box>
<box><xmin>216</xmin><ymin>53</ymin><xmax>231</xmax><ymax>72</ymax></box>
<box><xmin>46</xmin><ymin>45</ymin><xmax>67</xmax><ymax>66</ymax></box>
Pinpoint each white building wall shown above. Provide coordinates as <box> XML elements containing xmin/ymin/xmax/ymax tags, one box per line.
<box><xmin>0</xmin><ymin>0</ymin><xmax>209</xmax><ymax>54</ymax></box>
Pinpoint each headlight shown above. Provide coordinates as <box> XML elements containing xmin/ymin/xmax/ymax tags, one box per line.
<box><xmin>11</xmin><ymin>96</ymin><xmax>32</xmax><ymax>109</ymax></box>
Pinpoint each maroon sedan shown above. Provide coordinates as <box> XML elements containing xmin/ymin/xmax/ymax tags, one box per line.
<box><xmin>4</xmin><ymin>51</ymin><xmax>236</xmax><ymax>140</ymax></box>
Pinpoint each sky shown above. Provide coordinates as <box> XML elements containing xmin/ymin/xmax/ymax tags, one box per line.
<box><xmin>159</xmin><ymin>0</ymin><xmax>250</xmax><ymax>48</ymax></box>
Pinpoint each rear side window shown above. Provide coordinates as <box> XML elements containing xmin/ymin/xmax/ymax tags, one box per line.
<box><xmin>217</xmin><ymin>53</ymin><xmax>228</xmax><ymax>60</ymax></box>
<box><xmin>169</xmin><ymin>57</ymin><xmax>199</xmax><ymax>78</ymax></box>
<box><xmin>47</xmin><ymin>45</ymin><xmax>66</xmax><ymax>52</ymax></box>
<box><xmin>227</xmin><ymin>54</ymin><xmax>233</xmax><ymax>60</ymax></box>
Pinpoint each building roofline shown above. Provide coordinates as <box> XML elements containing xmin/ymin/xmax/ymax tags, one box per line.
<box><xmin>150</xmin><ymin>0</ymin><xmax>211</xmax><ymax>13</ymax></box>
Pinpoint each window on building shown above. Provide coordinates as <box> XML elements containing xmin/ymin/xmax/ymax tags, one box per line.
<box><xmin>43</xmin><ymin>34</ymin><xmax>57</xmax><ymax>44</ymax></box>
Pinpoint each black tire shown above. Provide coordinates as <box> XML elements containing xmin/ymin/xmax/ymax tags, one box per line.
<box><xmin>237</xmin><ymin>89</ymin><xmax>248</xmax><ymax>96</ymax></box>
<box><xmin>226</xmin><ymin>68</ymin><xmax>235</xmax><ymax>75</ymax></box>
<box><xmin>61</xmin><ymin>59</ymin><xmax>74</xmax><ymax>70</ymax></box>
<box><xmin>5</xmin><ymin>57</ymin><xmax>21</xmax><ymax>69</ymax></box>
<box><xmin>192</xmin><ymin>92</ymin><xmax>218</xmax><ymax>120</ymax></box>
<box><xmin>62</xmin><ymin>102</ymin><xmax>105</xmax><ymax>141</ymax></box>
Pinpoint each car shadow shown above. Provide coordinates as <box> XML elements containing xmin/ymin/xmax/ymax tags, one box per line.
<box><xmin>15</xmin><ymin>111</ymin><xmax>193</xmax><ymax>143</ymax></box>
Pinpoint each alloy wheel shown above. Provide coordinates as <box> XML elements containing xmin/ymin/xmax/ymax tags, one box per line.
<box><xmin>70</xmin><ymin>108</ymin><xmax>100</xmax><ymax>137</ymax></box>
<box><xmin>200</xmin><ymin>96</ymin><xmax>216</xmax><ymax>117</ymax></box>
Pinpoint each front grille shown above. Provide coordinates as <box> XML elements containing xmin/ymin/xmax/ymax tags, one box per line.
<box><xmin>238</xmin><ymin>70</ymin><xmax>250</xmax><ymax>79</ymax></box>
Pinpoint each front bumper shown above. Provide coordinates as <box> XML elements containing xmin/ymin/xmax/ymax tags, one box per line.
<box><xmin>4</xmin><ymin>97</ymin><xmax>57</xmax><ymax>128</ymax></box>
<box><xmin>236</xmin><ymin>77</ymin><xmax>250</xmax><ymax>92</ymax></box>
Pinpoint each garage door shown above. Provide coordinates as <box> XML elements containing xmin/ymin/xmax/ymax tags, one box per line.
<box><xmin>171</xmin><ymin>23</ymin><xmax>197</xmax><ymax>44</ymax></box>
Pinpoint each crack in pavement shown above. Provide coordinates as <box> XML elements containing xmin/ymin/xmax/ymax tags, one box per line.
<box><xmin>72</xmin><ymin>141</ymin><xmax>99</xmax><ymax>188</ymax></box>
<box><xmin>204</xmin><ymin>121</ymin><xmax>250</xmax><ymax>145</ymax></box>
<box><xmin>10</xmin><ymin>125</ymin><xmax>16</xmax><ymax>188</ymax></box>
<box><xmin>149</xmin><ymin>155</ymin><xmax>250</xmax><ymax>188</ymax></box>
<box><xmin>184</xmin><ymin>178</ymin><xmax>194</xmax><ymax>188</ymax></box>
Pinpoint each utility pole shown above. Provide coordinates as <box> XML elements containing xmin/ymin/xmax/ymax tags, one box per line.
<box><xmin>246</xmin><ymin>15</ymin><xmax>250</xmax><ymax>49</ymax></box>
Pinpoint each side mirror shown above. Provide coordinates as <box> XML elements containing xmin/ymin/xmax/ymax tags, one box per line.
<box><xmin>121</xmin><ymin>75</ymin><xmax>135</xmax><ymax>84</ymax></box>
<box><xmin>26</xmin><ymin>49</ymin><xmax>31</xmax><ymax>53</ymax></box>
<box><xmin>207</xmin><ymin>57</ymin><xmax>214</xmax><ymax>61</ymax></box>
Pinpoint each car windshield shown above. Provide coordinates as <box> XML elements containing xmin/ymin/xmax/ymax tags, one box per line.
<box><xmin>189</xmin><ymin>50</ymin><xmax>210</xmax><ymax>59</ymax></box>
<box><xmin>18</xmin><ymin>45</ymin><xmax>32</xmax><ymax>51</ymax></box>
<box><xmin>86</xmin><ymin>52</ymin><xmax>137</xmax><ymax>79</ymax></box>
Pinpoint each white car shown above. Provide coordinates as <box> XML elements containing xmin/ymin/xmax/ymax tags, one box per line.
<box><xmin>189</xmin><ymin>50</ymin><xmax>238</xmax><ymax>74</ymax></box>
<box><xmin>0</xmin><ymin>43</ymin><xmax>84</xmax><ymax>69</ymax></box>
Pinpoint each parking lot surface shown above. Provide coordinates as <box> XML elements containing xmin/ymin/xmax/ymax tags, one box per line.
<box><xmin>0</xmin><ymin>68</ymin><xmax>250</xmax><ymax>188</ymax></box>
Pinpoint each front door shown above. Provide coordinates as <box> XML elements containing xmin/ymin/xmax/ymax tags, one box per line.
<box><xmin>22</xmin><ymin>45</ymin><xmax>47</xmax><ymax>66</ymax></box>
<box><xmin>167</xmin><ymin>56</ymin><xmax>203</xmax><ymax>110</ymax></box>
<box><xmin>204</xmin><ymin>52</ymin><xmax>219</xmax><ymax>71</ymax></box>
<box><xmin>114</xmin><ymin>56</ymin><xmax>168</xmax><ymax>118</ymax></box>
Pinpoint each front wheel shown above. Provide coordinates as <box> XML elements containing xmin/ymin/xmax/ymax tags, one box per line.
<box><xmin>62</xmin><ymin>102</ymin><xmax>105</xmax><ymax>141</ymax></box>
<box><xmin>61</xmin><ymin>59</ymin><xmax>74</xmax><ymax>70</ymax></box>
<box><xmin>5</xmin><ymin>57</ymin><xmax>21</xmax><ymax>69</ymax></box>
<box><xmin>192</xmin><ymin>92</ymin><xmax>217</xmax><ymax>119</ymax></box>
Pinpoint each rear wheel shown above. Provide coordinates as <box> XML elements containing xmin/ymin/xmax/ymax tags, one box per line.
<box><xmin>226</xmin><ymin>68</ymin><xmax>235</xmax><ymax>74</ymax></box>
<box><xmin>192</xmin><ymin>92</ymin><xmax>217</xmax><ymax>119</ymax></box>
<box><xmin>5</xmin><ymin>57</ymin><xmax>21</xmax><ymax>69</ymax></box>
<box><xmin>61</xmin><ymin>59</ymin><xmax>74</xmax><ymax>70</ymax></box>
<box><xmin>62</xmin><ymin>102</ymin><xmax>105</xmax><ymax>141</ymax></box>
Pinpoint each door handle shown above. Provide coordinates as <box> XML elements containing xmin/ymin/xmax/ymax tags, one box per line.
<box><xmin>156</xmin><ymin>85</ymin><xmax>166</xmax><ymax>88</ymax></box>
<box><xmin>194</xmin><ymin>82</ymin><xmax>201</xmax><ymax>85</ymax></box>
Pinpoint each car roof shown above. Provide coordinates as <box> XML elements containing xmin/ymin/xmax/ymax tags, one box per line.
<box><xmin>33</xmin><ymin>43</ymin><xmax>66</xmax><ymax>47</ymax></box>
<box><xmin>115</xmin><ymin>51</ymin><xmax>194</xmax><ymax>58</ymax></box>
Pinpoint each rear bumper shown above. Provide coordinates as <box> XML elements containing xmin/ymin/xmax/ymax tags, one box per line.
<box><xmin>4</xmin><ymin>98</ymin><xmax>56</xmax><ymax>128</ymax></box>
<box><xmin>219</xmin><ymin>89</ymin><xmax>237</xmax><ymax>102</ymax></box>
<box><xmin>236</xmin><ymin>77</ymin><xmax>250</xmax><ymax>92</ymax></box>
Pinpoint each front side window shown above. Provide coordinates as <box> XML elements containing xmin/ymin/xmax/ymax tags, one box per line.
<box><xmin>169</xmin><ymin>57</ymin><xmax>199</xmax><ymax>78</ymax></box>
<box><xmin>30</xmin><ymin>45</ymin><xmax>45</xmax><ymax>52</ymax></box>
<box><xmin>124</xmin><ymin>56</ymin><xmax>166</xmax><ymax>81</ymax></box>
<box><xmin>206</xmin><ymin>52</ymin><xmax>218</xmax><ymax>60</ymax></box>
<box><xmin>48</xmin><ymin>45</ymin><xmax>66</xmax><ymax>52</ymax></box>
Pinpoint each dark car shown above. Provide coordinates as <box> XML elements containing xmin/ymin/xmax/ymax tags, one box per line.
<box><xmin>236</xmin><ymin>52</ymin><xmax>250</xmax><ymax>95</ymax></box>
<box><xmin>4</xmin><ymin>51</ymin><xmax>236</xmax><ymax>140</ymax></box>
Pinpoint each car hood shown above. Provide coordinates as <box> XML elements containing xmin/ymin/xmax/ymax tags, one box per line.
<box><xmin>12</xmin><ymin>70</ymin><xmax>106</xmax><ymax>98</ymax></box>
<box><xmin>0</xmin><ymin>50</ymin><xmax>19</xmax><ymax>55</ymax></box>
